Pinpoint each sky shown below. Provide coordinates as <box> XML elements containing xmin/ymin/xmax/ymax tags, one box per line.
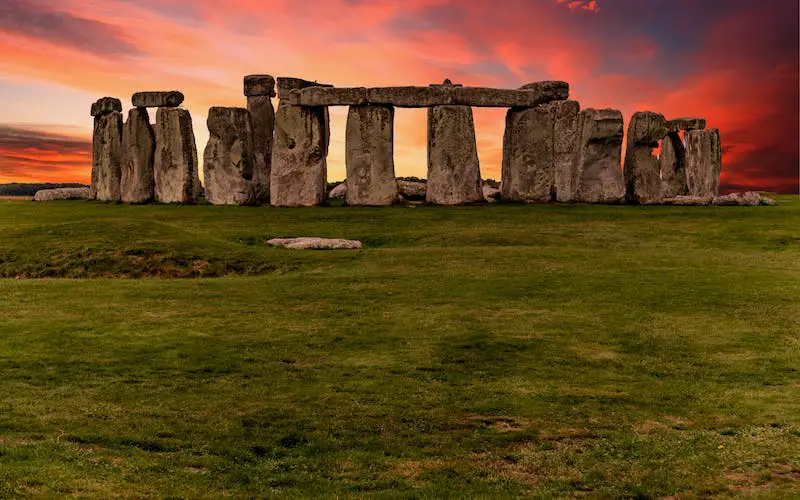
<box><xmin>0</xmin><ymin>0</ymin><xmax>798</xmax><ymax>193</ymax></box>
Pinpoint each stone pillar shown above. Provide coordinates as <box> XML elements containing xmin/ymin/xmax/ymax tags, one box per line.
<box><xmin>345</xmin><ymin>105</ymin><xmax>397</xmax><ymax>206</ymax></box>
<box><xmin>427</xmin><ymin>105</ymin><xmax>482</xmax><ymax>205</ymax></box>
<box><xmin>244</xmin><ymin>75</ymin><xmax>275</xmax><ymax>204</ymax></box>
<box><xmin>270</xmin><ymin>77</ymin><xmax>330</xmax><ymax>207</ymax></box>
<box><xmin>553</xmin><ymin>100</ymin><xmax>581</xmax><ymax>202</ymax></box>
<box><xmin>575</xmin><ymin>108</ymin><xmax>625</xmax><ymax>204</ymax></box>
<box><xmin>501</xmin><ymin>105</ymin><xmax>555</xmax><ymax>203</ymax></box>
<box><xmin>90</xmin><ymin>97</ymin><xmax>123</xmax><ymax>202</ymax></box>
<box><xmin>203</xmin><ymin>107</ymin><xmax>257</xmax><ymax>205</ymax></box>
<box><xmin>624</xmin><ymin>111</ymin><xmax>668</xmax><ymax>204</ymax></box>
<box><xmin>660</xmin><ymin>132</ymin><xmax>687</xmax><ymax>198</ymax></box>
<box><xmin>121</xmin><ymin>108</ymin><xmax>155</xmax><ymax>203</ymax></box>
<box><xmin>154</xmin><ymin>107</ymin><xmax>199</xmax><ymax>203</ymax></box>
<box><xmin>685</xmin><ymin>128</ymin><xmax>722</xmax><ymax>198</ymax></box>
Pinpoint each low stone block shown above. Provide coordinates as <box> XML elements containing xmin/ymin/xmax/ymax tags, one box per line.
<box><xmin>662</xmin><ymin>195</ymin><xmax>713</xmax><ymax>206</ymax></box>
<box><xmin>667</xmin><ymin>117</ymin><xmax>706</xmax><ymax>133</ymax></box>
<box><xmin>712</xmin><ymin>192</ymin><xmax>761</xmax><ymax>206</ymax></box>
<box><xmin>267</xmin><ymin>237</ymin><xmax>362</xmax><ymax>250</ymax></box>
<box><xmin>132</xmin><ymin>91</ymin><xmax>184</xmax><ymax>108</ymax></box>
<box><xmin>301</xmin><ymin>87</ymin><xmax>367</xmax><ymax>106</ymax></box>
<box><xmin>34</xmin><ymin>187</ymin><xmax>91</xmax><ymax>201</ymax></box>
<box><xmin>244</xmin><ymin>74</ymin><xmax>276</xmax><ymax>97</ymax></box>
<box><xmin>90</xmin><ymin>97</ymin><xmax>122</xmax><ymax>117</ymax></box>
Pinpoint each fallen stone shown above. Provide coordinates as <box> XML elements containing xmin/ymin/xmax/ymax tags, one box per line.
<box><xmin>247</xmin><ymin>94</ymin><xmax>274</xmax><ymax>204</ymax></box>
<box><xmin>131</xmin><ymin>91</ymin><xmax>184</xmax><ymax>108</ymax></box>
<box><xmin>90</xmin><ymin>97</ymin><xmax>122</xmax><ymax>117</ymax></box>
<box><xmin>267</xmin><ymin>237</ymin><xmax>362</xmax><ymax>250</ymax></box>
<box><xmin>397</xmin><ymin>179</ymin><xmax>427</xmax><ymax>201</ymax></box>
<box><xmin>501</xmin><ymin>104</ymin><xmax>555</xmax><ymax>203</ymax></box>
<box><xmin>662</xmin><ymin>195</ymin><xmax>713</xmax><ymax>206</ymax></box>
<box><xmin>91</xmin><ymin>111</ymin><xmax>123</xmax><ymax>201</ymax></box>
<box><xmin>712</xmin><ymin>192</ymin><xmax>761</xmax><ymax>206</ymax></box>
<box><xmin>427</xmin><ymin>105</ymin><xmax>483</xmax><ymax>205</ymax></box>
<box><xmin>685</xmin><ymin>128</ymin><xmax>722</xmax><ymax>198</ymax></box>
<box><xmin>154</xmin><ymin>107</ymin><xmax>199</xmax><ymax>203</ymax></box>
<box><xmin>575</xmin><ymin>108</ymin><xmax>625</xmax><ymax>203</ymax></box>
<box><xmin>203</xmin><ymin>107</ymin><xmax>258</xmax><ymax>205</ymax></box>
<box><xmin>667</xmin><ymin>117</ymin><xmax>706</xmax><ymax>133</ymax></box>
<box><xmin>244</xmin><ymin>74</ymin><xmax>276</xmax><ymax>97</ymax></box>
<box><xmin>33</xmin><ymin>187</ymin><xmax>91</xmax><ymax>201</ymax></box>
<box><xmin>346</xmin><ymin>105</ymin><xmax>397</xmax><ymax>206</ymax></box>
<box><xmin>760</xmin><ymin>195</ymin><xmax>777</xmax><ymax>206</ymax></box>
<box><xmin>483</xmin><ymin>183</ymin><xmax>501</xmax><ymax>202</ymax></box>
<box><xmin>553</xmin><ymin>100</ymin><xmax>581</xmax><ymax>202</ymax></box>
<box><xmin>660</xmin><ymin>132</ymin><xmax>688</xmax><ymax>198</ymax></box>
<box><xmin>276</xmin><ymin>77</ymin><xmax>332</xmax><ymax>100</ymax></box>
<box><xmin>624</xmin><ymin>111</ymin><xmax>668</xmax><ymax>204</ymax></box>
<box><xmin>270</xmin><ymin>102</ymin><xmax>328</xmax><ymax>207</ymax></box>
<box><xmin>329</xmin><ymin>182</ymin><xmax>347</xmax><ymax>199</ymax></box>
<box><xmin>301</xmin><ymin>87</ymin><xmax>367</xmax><ymax>106</ymax></box>
<box><xmin>121</xmin><ymin>108</ymin><xmax>155</xmax><ymax>203</ymax></box>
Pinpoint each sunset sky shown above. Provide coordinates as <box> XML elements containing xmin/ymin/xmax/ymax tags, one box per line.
<box><xmin>0</xmin><ymin>0</ymin><xmax>798</xmax><ymax>192</ymax></box>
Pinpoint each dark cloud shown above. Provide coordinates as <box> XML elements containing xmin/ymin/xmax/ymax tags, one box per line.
<box><xmin>0</xmin><ymin>0</ymin><xmax>140</xmax><ymax>56</ymax></box>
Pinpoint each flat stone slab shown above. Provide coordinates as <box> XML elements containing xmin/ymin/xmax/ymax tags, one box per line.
<box><xmin>33</xmin><ymin>187</ymin><xmax>91</xmax><ymax>201</ymax></box>
<box><xmin>267</xmin><ymin>237</ymin><xmax>362</xmax><ymax>250</ymax></box>
<box><xmin>287</xmin><ymin>81</ymin><xmax>569</xmax><ymax>108</ymax></box>
<box><xmin>91</xmin><ymin>97</ymin><xmax>122</xmax><ymax>117</ymax></box>
<box><xmin>712</xmin><ymin>192</ymin><xmax>762</xmax><ymax>206</ymax></box>
<box><xmin>244</xmin><ymin>75</ymin><xmax>276</xmax><ymax>97</ymax></box>
<box><xmin>668</xmin><ymin>117</ymin><xmax>706</xmax><ymax>133</ymax></box>
<box><xmin>662</xmin><ymin>195</ymin><xmax>713</xmax><ymax>206</ymax></box>
<box><xmin>132</xmin><ymin>91</ymin><xmax>184</xmax><ymax>108</ymax></box>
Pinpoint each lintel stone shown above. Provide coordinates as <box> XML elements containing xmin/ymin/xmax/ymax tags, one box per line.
<box><xmin>132</xmin><ymin>91</ymin><xmax>184</xmax><ymax>108</ymax></box>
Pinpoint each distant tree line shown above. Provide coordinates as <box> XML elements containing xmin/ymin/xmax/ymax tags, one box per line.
<box><xmin>0</xmin><ymin>183</ymin><xmax>89</xmax><ymax>196</ymax></box>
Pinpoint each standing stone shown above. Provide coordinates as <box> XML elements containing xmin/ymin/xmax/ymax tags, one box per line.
<box><xmin>685</xmin><ymin>128</ymin><xmax>722</xmax><ymax>198</ymax></box>
<box><xmin>553</xmin><ymin>100</ymin><xmax>581</xmax><ymax>202</ymax></box>
<box><xmin>121</xmin><ymin>108</ymin><xmax>155</xmax><ymax>203</ymax></box>
<box><xmin>91</xmin><ymin>111</ymin><xmax>123</xmax><ymax>201</ymax></box>
<box><xmin>660</xmin><ymin>132</ymin><xmax>688</xmax><ymax>198</ymax></box>
<box><xmin>345</xmin><ymin>105</ymin><xmax>397</xmax><ymax>206</ymax></box>
<box><xmin>575</xmin><ymin>109</ymin><xmax>625</xmax><ymax>203</ymax></box>
<box><xmin>154</xmin><ymin>107</ymin><xmax>199</xmax><ymax>203</ymax></box>
<box><xmin>203</xmin><ymin>107</ymin><xmax>257</xmax><ymax>205</ymax></box>
<box><xmin>245</xmin><ymin>75</ymin><xmax>276</xmax><ymax>203</ymax></box>
<box><xmin>501</xmin><ymin>105</ymin><xmax>555</xmax><ymax>203</ymax></box>
<box><xmin>427</xmin><ymin>105</ymin><xmax>482</xmax><ymax>205</ymax></box>
<box><xmin>624</xmin><ymin>111</ymin><xmax>668</xmax><ymax>204</ymax></box>
<box><xmin>270</xmin><ymin>102</ymin><xmax>328</xmax><ymax>207</ymax></box>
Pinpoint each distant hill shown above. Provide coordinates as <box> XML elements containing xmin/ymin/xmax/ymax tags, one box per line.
<box><xmin>0</xmin><ymin>183</ymin><xmax>89</xmax><ymax>197</ymax></box>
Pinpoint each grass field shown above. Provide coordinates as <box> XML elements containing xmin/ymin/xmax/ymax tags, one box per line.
<box><xmin>1</xmin><ymin>197</ymin><xmax>798</xmax><ymax>498</ymax></box>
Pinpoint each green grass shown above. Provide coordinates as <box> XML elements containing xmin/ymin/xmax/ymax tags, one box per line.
<box><xmin>1</xmin><ymin>197</ymin><xmax>798</xmax><ymax>498</ymax></box>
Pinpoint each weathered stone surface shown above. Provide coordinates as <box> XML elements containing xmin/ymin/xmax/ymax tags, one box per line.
<box><xmin>154</xmin><ymin>108</ymin><xmax>199</xmax><ymax>203</ymax></box>
<box><xmin>396</xmin><ymin>179</ymin><xmax>427</xmax><ymax>200</ymax></box>
<box><xmin>660</xmin><ymin>132</ymin><xmax>688</xmax><ymax>198</ymax></box>
<box><xmin>121</xmin><ymin>108</ymin><xmax>155</xmax><ymax>203</ymax></box>
<box><xmin>501</xmin><ymin>105</ymin><xmax>555</xmax><ymax>203</ymax></box>
<box><xmin>685</xmin><ymin>128</ymin><xmax>722</xmax><ymax>198</ymax></box>
<box><xmin>90</xmin><ymin>97</ymin><xmax>122</xmax><ymax>117</ymax></box>
<box><xmin>712</xmin><ymin>192</ymin><xmax>761</xmax><ymax>206</ymax></box>
<box><xmin>247</xmin><ymin>95</ymin><xmax>274</xmax><ymax>203</ymax></box>
<box><xmin>132</xmin><ymin>91</ymin><xmax>184</xmax><ymax>108</ymax></box>
<box><xmin>270</xmin><ymin>102</ymin><xmax>327</xmax><ymax>207</ymax></box>
<box><xmin>301</xmin><ymin>87</ymin><xmax>367</xmax><ymax>106</ymax></box>
<box><xmin>277</xmin><ymin>77</ymin><xmax>332</xmax><ymax>99</ymax></box>
<box><xmin>244</xmin><ymin>75</ymin><xmax>276</xmax><ymax>97</ymax></box>
<box><xmin>575</xmin><ymin>109</ymin><xmax>625</xmax><ymax>203</ymax></box>
<box><xmin>427</xmin><ymin>106</ymin><xmax>483</xmax><ymax>205</ymax></box>
<box><xmin>329</xmin><ymin>182</ymin><xmax>347</xmax><ymax>199</ymax></box>
<box><xmin>91</xmin><ymin>111</ymin><xmax>123</xmax><ymax>201</ymax></box>
<box><xmin>760</xmin><ymin>195</ymin><xmax>777</xmax><ymax>206</ymax></box>
<box><xmin>203</xmin><ymin>107</ymin><xmax>257</xmax><ymax>205</ymax></box>
<box><xmin>456</xmin><ymin>81</ymin><xmax>569</xmax><ymax>107</ymax></box>
<box><xmin>267</xmin><ymin>237</ymin><xmax>362</xmax><ymax>250</ymax></box>
<box><xmin>367</xmin><ymin>86</ymin><xmax>454</xmax><ymax>107</ymax></box>
<box><xmin>662</xmin><ymin>195</ymin><xmax>713</xmax><ymax>206</ymax></box>
<box><xmin>667</xmin><ymin>117</ymin><xmax>706</xmax><ymax>133</ymax></box>
<box><xmin>483</xmin><ymin>183</ymin><xmax>501</xmax><ymax>202</ymax></box>
<box><xmin>34</xmin><ymin>187</ymin><xmax>91</xmax><ymax>201</ymax></box>
<box><xmin>345</xmin><ymin>105</ymin><xmax>397</xmax><ymax>206</ymax></box>
<box><xmin>624</xmin><ymin>111</ymin><xmax>668</xmax><ymax>204</ymax></box>
<box><xmin>553</xmin><ymin>100</ymin><xmax>581</xmax><ymax>202</ymax></box>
